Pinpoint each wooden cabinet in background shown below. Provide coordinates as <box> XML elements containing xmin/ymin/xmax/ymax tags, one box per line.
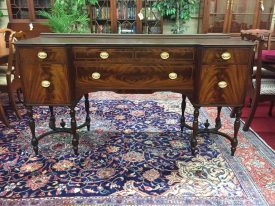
<box><xmin>89</xmin><ymin>0</ymin><xmax>163</xmax><ymax>34</ymax></box>
<box><xmin>200</xmin><ymin>0</ymin><xmax>275</xmax><ymax>35</ymax></box>
<box><xmin>6</xmin><ymin>0</ymin><xmax>52</xmax><ymax>38</ymax></box>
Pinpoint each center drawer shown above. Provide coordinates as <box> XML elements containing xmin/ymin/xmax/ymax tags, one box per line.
<box><xmin>73</xmin><ymin>47</ymin><xmax>195</xmax><ymax>63</ymax></box>
<box><xmin>75</xmin><ymin>63</ymin><xmax>194</xmax><ymax>90</ymax></box>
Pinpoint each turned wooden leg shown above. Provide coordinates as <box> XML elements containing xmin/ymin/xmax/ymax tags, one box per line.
<box><xmin>84</xmin><ymin>94</ymin><xmax>90</xmax><ymax>131</ymax></box>
<box><xmin>230</xmin><ymin>107</ymin><xmax>236</xmax><ymax>118</ymax></box>
<box><xmin>0</xmin><ymin>103</ymin><xmax>10</xmax><ymax>127</ymax></box>
<box><xmin>49</xmin><ymin>106</ymin><xmax>56</xmax><ymax>130</ymax></box>
<box><xmin>215</xmin><ymin>106</ymin><xmax>222</xmax><ymax>129</ymax></box>
<box><xmin>191</xmin><ymin>106</ymin><xmax>200</xmax><ymax>156</ymax></box>
<box><xmin>27</xmin><ymin>106</ymin><xmax>38</xmax><ymax>155</ymax></box>
<box><xmin>231</xmin><ymin>107</ymin><xmax>241</xmax><ymax>156</ymax></box>
<box><xmin>180</xmin><ymin>94</ymin><xmax>186</xmax><ymax>132</ymax></box>
<box><xmin>70</xmin><ymin>106</ymin><xmax>79</xmax><ymax>155</ymax></box>
<box><xmin>8</xmin><ymin>90</ymin><xmax>21</xmax><ymax>119</ymax></box>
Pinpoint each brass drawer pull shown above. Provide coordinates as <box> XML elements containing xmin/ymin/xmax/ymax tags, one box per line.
<box><xmin>91</xmin><ymin>72</ymin><xmax>101</xmax><ymax>80</ymax></box>
<box><xmin>169</xmin><ymin>72</ymin><xmax>177</xmax><ymax>80</ymax></box>
<box><xmin>218</xmin><ymin>81</ymin><xmax>228</xmax><ymax>88</ymax></box>
<box><xmin>160</xmin><ymin>52</ymin><xmax>169</xmax><ymax>60</ymax></box>
<box><xmin>100</xmin><ymin>51</ymin><xmax>109</xmax><ymax>59</ymax></box>
<box><xmin>37</xmin><ymin>51</ymin><xmax>48</xmax><ymax>60</ymax></box>
<box><xmin>41</xmin><ymin>80</ymin><xmax>51</xmax><ymax>88</ymax></box>
<box><xmin>221</xmin><ymin>52</ymin><xmax>231</xmax><ymax>60</ymax></box>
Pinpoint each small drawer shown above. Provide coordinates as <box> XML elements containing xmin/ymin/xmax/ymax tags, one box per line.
<box><xmin>36</xmin><ymin>47</ymin><xmax>67</xmax><ymax>63</ymax></box>
<box><xmin>73</xmin><ymin>47</ymin><xmax>134</xmax><ymax>61</ymax></box>
<box><xmin>202</xmin><ymin>48</ymin><xmax>251</xmax><ymax>65</ymax></box>
<box><xmin>135</xmin><ymin>47</ymin><xmax>195</xmax><ymax>61</ymax></box>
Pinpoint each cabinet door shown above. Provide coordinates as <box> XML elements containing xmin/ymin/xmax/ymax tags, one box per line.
<box><xmin>140</xmin><ymin>0</ymin><xmax>163</xmax><ymax>34</ymax></box>
<box><xmin>89</xmin><ymin>0</ymin><xmax>112</xmax><ymax>33</ymax></box>
<box><xmin>6</xmin><ymin>0</ymin><xmax>52</xmax><ymax>22</ymax></box>
<box><xmin>18</xmin><ymin>47</ymin><xmax>71</xmax><ymax>105</ymax></box>
<box><xmin>197</xmin><ymin>47</ymin><xmax>251</xmax><ymax>106</ymax></box>
<box><xmin>115</xmin><ymin>0</ymin><xmax>138</xmax><ymax>33</ymax></box>
<box><xmin>29</xmin><ymin>0</ymin><xmax>52</xmax><ymax>21</ymax></box>
<box><xmin>202</xmin><ymin>0</ymin><xmax>230</xmax><ymax>33</ymax></box>
<box><xmin>7</xmin><ymin>0</ymin><xmax>32</xmax><ymax>21</ymax></box>
<box><xmin>227</xmin><ymin>0</ymin><xmax>258</xmax><ymax>33</ymax></box>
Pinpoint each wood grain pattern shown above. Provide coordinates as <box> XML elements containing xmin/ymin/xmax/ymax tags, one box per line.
<box><xmin>18</xmin><ymin>48</ymin><xmax>71</xmax><ymax>105</ymax></box>
<box><xmin>198</xmin><ymin>64</ymin><xmax>249</xmax><ymax>106</ymax></box>
<box><xmin>75</xmin><ymin>63</ymin><xmax>194</xmax><ymax>93</ymax></box>
<box><xmin>202</xmin><ymin>48</ymin><xmax>252</xmax><ymax>64</ymax></box>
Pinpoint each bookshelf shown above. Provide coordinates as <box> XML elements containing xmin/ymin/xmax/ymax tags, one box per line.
<box><xmin>89</xmin><ymin>0</ymin><xmax>163</xmax><ymax>34</ymax></box>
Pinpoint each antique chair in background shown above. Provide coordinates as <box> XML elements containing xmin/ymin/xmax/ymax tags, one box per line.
<box><xmin>0</xmin><ymin>29</ymin><xmax>26</xmax><ymax>126</ymax></box>
<box><xmin>0</xmin><ymin>28</ymin><xmax>14</xmax><ymax>126</ymax></box>
<box><xmin>239</xmin><ymin>29</ymin><xmax>275</xmax><ymax>131</ymax></box>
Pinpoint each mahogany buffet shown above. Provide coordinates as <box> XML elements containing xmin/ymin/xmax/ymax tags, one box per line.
<box><xmin>15</xmin><ymin>34</ymin><xmax>254</xmax><ymax>156</ymax></box>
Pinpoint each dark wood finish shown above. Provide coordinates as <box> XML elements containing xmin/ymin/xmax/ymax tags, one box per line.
<box><xmin>15</xmin><ymin>33</ymin><xmax>254</xmax><ymax>155</ymax></box>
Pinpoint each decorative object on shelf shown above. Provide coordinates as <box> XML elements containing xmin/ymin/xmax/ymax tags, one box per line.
<box><xmin>153</xmin><ymin>0</ymin><xmax>199</xmax><ymax>34</ymax></box>
<box><xmin>38</xmin><ymin>0</ymin><xmax>98</xmax><ymax>33</ymax></box>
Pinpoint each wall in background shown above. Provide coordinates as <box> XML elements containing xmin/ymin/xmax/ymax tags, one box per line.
<box><xmin>0</xmin><ymin>1</ymin><xmax>9</xmax><ymax>28</ymax></box>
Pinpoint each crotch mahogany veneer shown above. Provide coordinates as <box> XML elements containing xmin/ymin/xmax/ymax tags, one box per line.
<box><xmin>15</xmin><ymin>34</ymin><xmax>254</xmax><ymax>156</ymax></box>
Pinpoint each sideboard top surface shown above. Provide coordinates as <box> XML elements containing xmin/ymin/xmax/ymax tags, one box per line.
<box><xmin>15</xmin><ymin>33</ymin><xmax>254</xmax><ymax>47</ymax></box>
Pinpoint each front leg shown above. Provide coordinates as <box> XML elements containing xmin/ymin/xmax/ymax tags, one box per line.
<box><xmin>215</xmin><ymin>106</ymin><xmax>222</xmax><ymax>130</ymax></box>
<box><xmin>49</xmin><ymin>106</ymin><xmax>56</xmax><ymax>130</ymax></box>
<box><xmin>70</xmin><ymin>106</ymin><xmax>79</xmax><ymax>155</ymax></box>
<box><xmin>180</xmin><ymin>94</ymin><xmax>186</xmax><ymax>132</ymax></box>
<box><xmin>27</xmin><ymin>106</ymin><xmax>38</xmax><ymax>155</ymax></box>
<box><xmin>84</xmin><ymin>94</ymin><xmax>91</xmax><ymax>131</ymax></box>
<box><xmin>231</xmin><ymin>107</ymin><xmax>241</xmax><ymax>156</ymax></box>
<box><xmin>191</xmin><ymin>106</ymin><xmax>200</xmax><ymax>156</ymax></box>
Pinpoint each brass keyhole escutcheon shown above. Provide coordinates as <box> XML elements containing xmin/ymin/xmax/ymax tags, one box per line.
<box><xmin>37</xmin><ymin>51</ymin><xmax>48</xmax><ymax>60</ymax></box>
<box><xmin>218</xmin><ymin>81</ymin><xmax>228</xmax><ymax>88</ymax></box>
<box><xmin>160</xmin><ymin>52</ymin><xmax>169</xmax><ymax>60</ymax></box>
<box><xmin>169</xmin><ymin>72</ymin><xmax>177</xmax><ymax>80</ymax></box>
<box><xmin>100</xmin><ymin>51</ymin><xmax>109</xmax><ymax>59</ymax></box>
<box><xmin>91</xmin><ymin>72</ymin><xmax>101</xmax><ymax>80</ymax></box>
<box><xmin>41</xmin><ymin>80</ymin><xmax>51</xmax><ymax>88</ymax></box>
<box><xmin>221</xmin><ymin>52</ymin><xmax>231</xmax><ymax>60</ymax></box>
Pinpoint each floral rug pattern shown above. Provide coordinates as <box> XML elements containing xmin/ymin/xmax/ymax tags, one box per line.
<box><xmin>0</xmin><ymin>92</ymin><xmax>274</xmax><ymax>206</ymax></box>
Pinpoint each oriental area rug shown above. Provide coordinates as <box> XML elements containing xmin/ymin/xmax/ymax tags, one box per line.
<box><xmin>0</xmin><ymin>92</ymin><xmax>274</xmax><ymax>206</ymax></box>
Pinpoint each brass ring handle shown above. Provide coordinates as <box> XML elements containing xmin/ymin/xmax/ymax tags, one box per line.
<box><xmin>41</xmin><ymin>80</ymin><xmax>51</xmax><ymax>88</ymax></box>
<box><xmin>221</xmin><ymin>52</ymin><xmax>231</xmax><ymax>60</ymax></box>
<box><xmin>37</xmin><ymin>51</ymin><xmax>48</xmax><ymax>60</ymax></box>
<box><xmin>100</xmin><ymin>51</ymin><xmax>109</xmax><ymax>59</ymax></box>
<box><xmin>160</xmin><ymin>52</ymin><xmax>169</xmax><ymax>60</ymax></box>
<box><xmin>218</xmin><ymin>81</ymin><xmax>228</xmax><ymax>89</ymax></box>
<box><xmin>91</xmin><ymin>72</ymin><xmax>101</xmax><ymax>80</ymax></box>
<box><xmin>169</xmin><ymin>72</ymin><xmax>177</xmax><ymax>80</ymax></box>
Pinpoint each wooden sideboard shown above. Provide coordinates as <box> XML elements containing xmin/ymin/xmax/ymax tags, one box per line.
<box><xmin>15</xmin><ymin>33</ymin><xmax>254</xmax><ymax>156</ymax></box>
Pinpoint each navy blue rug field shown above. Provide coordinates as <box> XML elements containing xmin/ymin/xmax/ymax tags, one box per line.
<box><xmin>0</xmin><ymin>92</ymin><xmax>274</xmax><ymax>205</ymax></box>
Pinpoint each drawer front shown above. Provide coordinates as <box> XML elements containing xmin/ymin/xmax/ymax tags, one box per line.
<box><xmin>35</xmin><ymin>47</ymin><xmax>67</xmax><ymax>63</ymax></box>
<box><xmin>73</xmin><ymin>47</ymin><xmax>195</xmax><ymax>63</ymax></box>
<box><xmin>135</xmin><ymin>47</ymin><xmax>195</xmax><ymax>61</ymax></box>
<box><xmin>197</xmin><ymin>65</ymin><xmax>249</xmax><ymax>105</ymax></box>
<box><xmin>73</xmin><ymin>48</ymin><xmax>134</xmax><ymax>61</ymax></box>
<box><xmin>75</xmin><ymin>63</ymin><xmax>193</xmax><ymax>90</ymax></box>
<box><xmin>202</xmin><ymin>48</ymin><xmax>251</xmax><ymax>64</ymax></box>
<box><xmin>18</xmin><ymin>48</ymin><xmax>70</xmax><ymax>105</ymax></box>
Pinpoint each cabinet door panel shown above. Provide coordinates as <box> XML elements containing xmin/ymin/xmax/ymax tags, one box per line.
<box><xmin>18</xmin><ymin>48</ymin><xmax>70</xmax><ymax>105</ymax></box>
<box><xmin>229</xmin><ymin>0</ymin><xmax>257</xmax><ymax>33</ymax></box>
<box><xmin>198</xmin><ymin>65</ymin><xmax>248</xmax><ymax>105</ymax></box>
